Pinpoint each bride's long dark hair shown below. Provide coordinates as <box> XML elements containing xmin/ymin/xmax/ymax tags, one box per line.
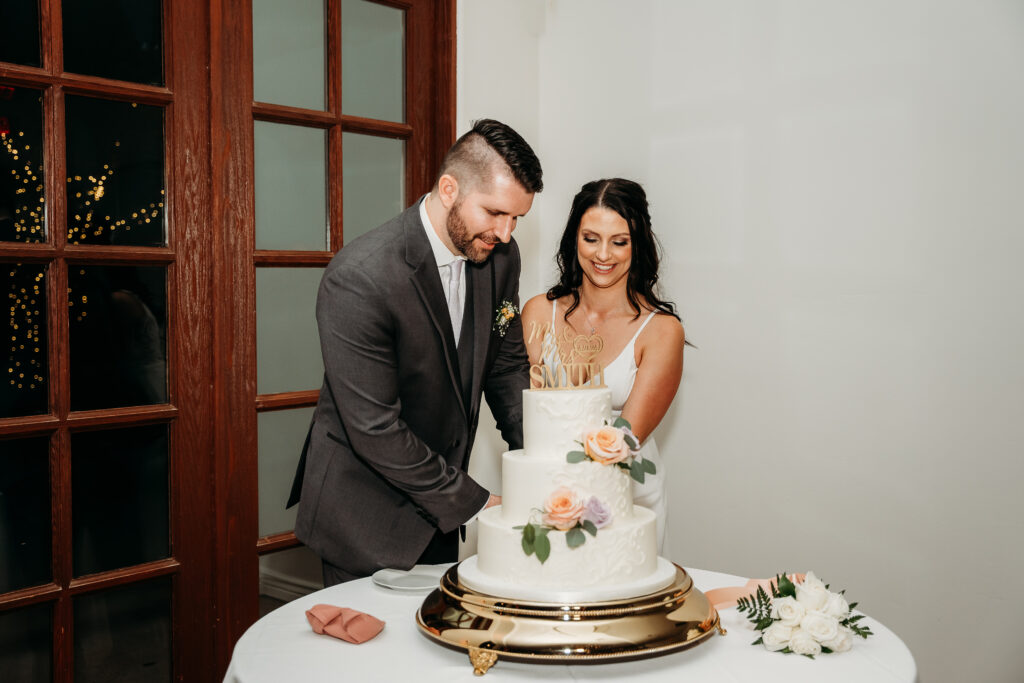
<box><xmin>548</xmin><ymin>178</ymin><xmax>680</xmax><ymax>323</ymax></box>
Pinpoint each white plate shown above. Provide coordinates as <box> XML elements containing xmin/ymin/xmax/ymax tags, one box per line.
<box><xmin>371</xmin><ymin>565</ymin><xmax>446</xmax><ymax>592</ymax></box>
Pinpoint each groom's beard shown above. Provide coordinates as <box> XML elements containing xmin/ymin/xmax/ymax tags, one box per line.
<box><xmin>447</xmin><ymin>199</ymin><xmax>499</xmax><ymax>264</ymax></box>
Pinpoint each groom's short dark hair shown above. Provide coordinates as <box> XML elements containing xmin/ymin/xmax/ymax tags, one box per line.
<box><xmin>437</xmin><ymin>119</ymin><xmax>544</xmax><ymax>194</ymax></box>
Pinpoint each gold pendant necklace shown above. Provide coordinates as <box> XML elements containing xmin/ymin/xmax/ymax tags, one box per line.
<box><xmin>580</xmin><ymin>303</ymin><xmax>598</xmax><ymax>336</ymax></box>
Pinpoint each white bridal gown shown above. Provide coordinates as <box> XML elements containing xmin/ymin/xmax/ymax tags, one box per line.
<box><xmin>540</xmin><ymin>301</ymin><xmax>667</xmax><ymax>552</ymax></box>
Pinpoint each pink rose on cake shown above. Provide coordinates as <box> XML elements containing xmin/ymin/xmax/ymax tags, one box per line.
<box><xmin>542</xmin><ymin>487</ymin><xmax>585</xmax><ymax>530</ymax></box>
<box><xmin>583</xmin><ymin>426</ymin><xmax>630</xmax><ymax>465</ymax></box>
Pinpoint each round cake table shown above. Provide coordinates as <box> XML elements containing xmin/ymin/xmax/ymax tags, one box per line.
<box><xmin>223</xmin><ymin>565</ymin><xmax>916</xmax><ymax>683</ymax></box>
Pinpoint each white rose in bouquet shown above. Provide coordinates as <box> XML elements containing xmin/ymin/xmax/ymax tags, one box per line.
<box><xmin>822</xmin><ymin>626</ymin><xmax>854</xmax><ymax>653</ymax></box>
<box><xmin>801</xmin><ymin>571</ymin><xmax>826</xmax><ymax>590</ymax></box>
<box><xmin>761</xmin><ymin>623</ymin><xmax>793</xmax><ymax>652</ymax></box>
<box><xmin>795</xmin><ymin>580</ymin><xmax>830</xmax><ymax>611</ymax></box>
<box><xmin>770</xmin><ymin>596</ymin><xmax>805</xmax><ymax>627</ymax></box>
<box><xmin>801</xmin><ymin>611</ymin><xmax>840</xmax><ymax>644</ymax></box>
<box><xmin>788</xmin><ymin>627</ymin><xmax>822</xmax><ymax>656</ymax></box>
<box><xmin>822</xmin><ymin>591</ymin><xmax>850</xmax><ymax>619</ymax></box>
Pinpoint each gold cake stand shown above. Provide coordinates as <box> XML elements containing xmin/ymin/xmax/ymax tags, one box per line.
<box><xmin>416</xmin><ymin>562</ymin><xmax>725</xmax><ymax>675</ymax></box>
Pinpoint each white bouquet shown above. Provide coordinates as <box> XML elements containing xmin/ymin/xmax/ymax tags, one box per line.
<box><xmin>736</xmin><ymin>571</ymin><xmax>872</xmax><ymax>658</ymax></box>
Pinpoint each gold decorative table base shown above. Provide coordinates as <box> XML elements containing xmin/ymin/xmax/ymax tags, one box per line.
<box><xmin>416</xmin><ymin>562</ymin><xmax>725</xmax><ymax>675</ymax></box>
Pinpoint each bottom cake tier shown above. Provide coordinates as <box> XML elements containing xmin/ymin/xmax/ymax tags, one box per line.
<box><xmin>464</xmin><ymin>505</ymin><xmax>676</xmax><ymax>602</ymax></box>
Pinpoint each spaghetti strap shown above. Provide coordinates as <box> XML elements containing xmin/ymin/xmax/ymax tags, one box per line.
<box><xmin>628</xmin><ymin>310</ymin><xmax>658</xmax><ymax>345</ymax></box>
<box><xmin>551</xmin><ymin>299</ymin><xmax>557</xmax><ymax>327</ymax></box>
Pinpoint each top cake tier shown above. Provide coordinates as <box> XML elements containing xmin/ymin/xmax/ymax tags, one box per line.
<box><xmin>522</xmin><ymin>387</ymin><xmax>612</xmax><ymax>460</ymax></box>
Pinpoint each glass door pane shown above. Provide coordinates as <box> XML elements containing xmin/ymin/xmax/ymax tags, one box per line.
<box><xmin>258</xmin><ymin>406</ymin><xmax>315</xmax><ymax>536</ymax></box>
<box><xmin>0</xmin><ymin>85</ymin><xmax>45</xmax><ymax>243</ymax></box>
<box><xmin>64</xmin><ymin>96</ymin><xmax>166</xmax><ymax>247</ymax></box>
<box><xmin>0</xmin><ymin>436</ymin><xmax>50</xmax><ymax>592</ymax></box>
<box><xmin>2</xmin><ymin>262</ymin><xmax>47</xmax><ymax>417</ymax></box>
<box><xmin>67</xmin><ymin>265</ymin><xmax>167</xmax><ymax>411</ymax></box>
<box><xmin>0</xmin><ymin>1</ymin><xmax>41</xmax><ymax>67</ymax></box>
<box><xmin>255</xmin><ymin>267</ymin><xmax>323</xmax><ymax>395</ymax></box>
<box><xmin>252</xmin><ymin>0</ymin><xmax>326</xmax><ymax>110</ymax></box>
<box><xmin>0</xmin><ymin>603</ymin><xmax>50</xmax><ymax>683</ymax></box>
<box><xmin>341</xmin><ymin>0</ymin><xmax>405</xmax><ymax>122</ymax></box>
<box><xmin>342</xmin><ymin>132</ymin><xmax>404</xmax><ymax>242</ymax></box>
<box><xmin>254</xmin><ymin>122</ymin><xmax>327</xmax><ymax>251</ymax></box>
<box><xmin>73</xmin><ymin>578</ymin><xmax>171</xmax><ymax>682</ymax></box>
<box><xmin>71</xmin><ymin>425</ymin><xmax>169</xmax><ymax>576</ymax></box>
<box><xmin>62</xmin><ymin>0</ymin><xmax>164</xmax><ymax>85</ymax></box>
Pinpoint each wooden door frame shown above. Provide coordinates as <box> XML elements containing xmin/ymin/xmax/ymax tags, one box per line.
<box><xmin>0</xmin><ymin>0</ymin><xmax>215</xmax><ymax>680</ymax></box>
<box><xmin>209</xmin><ymin>0</ymin><xmax>456</xmax><ymax>675</ymax></box>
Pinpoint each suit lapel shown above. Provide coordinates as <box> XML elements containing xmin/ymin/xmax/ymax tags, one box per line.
<box><xmin>468</xmin><ymin>259</ymin><xmax>494</xmax><ymax>420</ymax></box>
<box><xmin>405</xmin><ymin>203</ymin><xmax>468</xmax><ymax>423</ymax></box>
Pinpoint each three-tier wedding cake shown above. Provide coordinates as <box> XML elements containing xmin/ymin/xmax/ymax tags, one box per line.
<box><xmin>458</xmin><ymin>385</ymin><xmax>677</xmax><ymax>603</ymax></box>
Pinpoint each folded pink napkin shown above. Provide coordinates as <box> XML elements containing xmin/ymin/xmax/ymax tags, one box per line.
<box><xmin>305</xmin><ymin>604</ymin><xmax>385</xmax><ymax>644</ymax></box>
<box><xmin>704</xmin><ymin>573</ymin><xmax>806</xmax><ymax>610</ymax></box>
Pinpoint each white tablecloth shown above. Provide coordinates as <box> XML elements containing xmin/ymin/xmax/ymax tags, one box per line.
<box><xmin>224</xmin><ymin>566</ymin><xmax>916</xmax><ymax>683</ymax></box>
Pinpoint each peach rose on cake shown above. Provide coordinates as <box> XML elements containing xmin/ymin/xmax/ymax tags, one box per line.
<box><xmin>542</xmin><ymin>487</ymin><xmax>585</xmax><ymax>530</ymax></box>
<box><xmin>583</xmin><ymin>426</ymin><xmax>630</xmax><ymax>465</ymax></box>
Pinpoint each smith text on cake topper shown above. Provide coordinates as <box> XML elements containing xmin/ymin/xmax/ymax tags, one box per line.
<box><xmin>527</xmin><ymin>322</ymin><xmax>606</xmax><ymax>389</ymax></box>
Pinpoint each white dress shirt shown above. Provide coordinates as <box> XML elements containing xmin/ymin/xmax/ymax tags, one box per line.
<box><xmin>419</xmin><ymin>196</ymin><xmax>492</xmax><ymax>522</ymax></box>
<box><xmin>419</xmin><ymin>195</ymin><xmax>467</xmax><ymax>331</ymax></box>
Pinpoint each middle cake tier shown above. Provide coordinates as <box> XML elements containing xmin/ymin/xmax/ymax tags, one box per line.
<box><xmin>500</xmin><ymin>449</ymin><xmax>635</xmax><ymax>524</ymax></box>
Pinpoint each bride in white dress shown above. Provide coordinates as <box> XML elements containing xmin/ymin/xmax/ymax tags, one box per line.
<box><xmin>521</xmin><ymin>178</ymin><xmax>686</xmax><ymax>552</ymax></box>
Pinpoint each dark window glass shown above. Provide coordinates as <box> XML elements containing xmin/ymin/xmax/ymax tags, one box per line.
<box><xmin>0</xmin><ymin>602</ymin><xmax>51</xmax><ymax>683</ymax></box>
<box><xmin>1</xmin><ymin>262</ymin><xmax>48</xmax><ymax>417</ymax></box>
<box><xmin>1</xmin><ymin>85</ymin><xmax>45</xmax><ymax>243</ymax></box>
<box><xmin>0</xmin><ymin>1</ymin><xmax>41</xmax><ymax>67</ymax></box>
<box><xmin>0</xmin><ymin>436</ymin><xmax>50</xmax><ymax>592</ymax></box>
<box><xmin>65</xmin><ymin>96</ymin><xmax>165</xmax><ymax>247</ymax></box>
<box><xmin>71</xmin><ymin>424</ymin><xmax>168</xmax><ymax>576</ymax></box>
<box><xmin>63</xmin><ymin>0</ymin><xmax>163</xmax><ymax>86</ymax></box>
<box><xmin>68</xmin><ymin>265</ymin><xmax>166</xmax><ymax>411</ymax></box>
<box><xmin>74</xmin><ymin>578</ymin><xmax>170</xmax><ymax>682</ymax></box>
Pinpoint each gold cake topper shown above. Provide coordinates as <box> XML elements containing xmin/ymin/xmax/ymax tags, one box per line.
<box><xmin>527</xmin><ymin>322</ymin><xmax>606</xmax><ymax>389</ymax></box>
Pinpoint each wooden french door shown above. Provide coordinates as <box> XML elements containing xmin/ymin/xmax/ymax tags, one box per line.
<box><xmin>212</xmin><ymin>0</ymin><xmax>455</xmax><ymax>676</ymax></box>
<box><xmin>0</xmin><ymin>0</ymin><xmax>213</xmax><ymax>681</ymax></box>
<box><xmin>1</xmin><ymin>0</ymin><xmax>453</xmax><ymax>679</ymax></box>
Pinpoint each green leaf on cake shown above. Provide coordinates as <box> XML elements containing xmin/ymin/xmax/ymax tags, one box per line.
<box><xmin>534</xmin><ymin>532</ymin><xmax>551</xmax><ymax>563</ymax></box>
<box><xmin>566</xmin><ymin>527</ymin><xmax>585</xmax><ymax>548</ymax></box>
<box><xmin>521</xmin><ymin>523</ymin><xmax>536</xmax><ymax>556</ymax></box>
<box><xmin>581</xmin><ymin>520</ymin><xmax>598</xmax><ymax>536</ymax></box>
<box><xmin>641</xmin><ymin>458</ymin><xmax>657</xmax><ymax>474</ymax></box>
<box><xmin>623</xmin><ymin>433</ymin><xmax>638</xmax><ymax>450</ymax></box>
<box><xmin>629</xmin><ymin>460</ymin><xmax>646</xmax><ymax>483</ymax></box>
<box><xmin>612</xmin><ymin>416</ymin><xmax>631</xmax><ymax>430</ymax></box>
<box><xmin>566</xmin><ymin>450</ymin><xmax>587</xmax><ymax>463</ymax></box>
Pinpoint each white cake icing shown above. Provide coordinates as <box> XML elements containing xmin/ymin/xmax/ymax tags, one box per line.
<box><xmin>500</xmin><ymin>450</ymin><xmax>633</xmax><ymax>523</ymax></box>
<box><xmin>522</xmin><ymin>388</ymin><xmax>611</xmax><ymax>460</ymax></box>
<box><xmin>460</xmin><ymin>387</ymin><xmax>675</xmax><ymax>602</ymax></box>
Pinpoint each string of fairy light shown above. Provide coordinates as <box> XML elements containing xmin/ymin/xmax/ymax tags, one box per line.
<box><xmin>3</xmin><ymin>114</ymin><xmax>164</xmax><ymax>395</ymax></box>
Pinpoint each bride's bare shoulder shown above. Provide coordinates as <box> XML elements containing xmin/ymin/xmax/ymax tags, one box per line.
<box><xmin>642</xmin><ymin>311</ymin><xmax>685</xmax><ymax>346</ymax></box>
<box><xmin>522</xmin><ymin>293</ymin><xmax>553</xmax><ymax>320</ymax></box>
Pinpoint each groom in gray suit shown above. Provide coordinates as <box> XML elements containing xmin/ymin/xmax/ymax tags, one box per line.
<box><xmin>288</xmin><ymin>120</ymin><xmax>543</xmax><ymax>585</ymax></box>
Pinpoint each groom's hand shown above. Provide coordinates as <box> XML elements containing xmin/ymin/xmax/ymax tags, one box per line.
<box><xmin>485</xmin><ymin>494</ymin><xmax>502</xmax><ymax>509</ymax></box>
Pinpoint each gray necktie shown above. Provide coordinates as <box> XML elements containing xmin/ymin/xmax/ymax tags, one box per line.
<box><xmin>447</xmin><ymin>259</ymin><xmax>464</xmax><ymax>344</ymax></box>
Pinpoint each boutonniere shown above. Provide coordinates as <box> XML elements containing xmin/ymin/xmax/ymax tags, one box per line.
<box><xmin>493</xmin><ymin>299</ymin><xmax>519</xmax><ymax>337</ymax></box>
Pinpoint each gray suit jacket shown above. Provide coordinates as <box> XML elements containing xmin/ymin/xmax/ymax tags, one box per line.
<box><xmin>288</xmin><ymin>202</ymin><xmax>529</xmax><ymax>577</ymax></box>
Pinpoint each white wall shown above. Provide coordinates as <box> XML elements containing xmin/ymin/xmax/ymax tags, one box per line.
<box><xmin>459</xmin><ymin>1</ymin><xmax>1024</xmax><ymax>682</ymax></box>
